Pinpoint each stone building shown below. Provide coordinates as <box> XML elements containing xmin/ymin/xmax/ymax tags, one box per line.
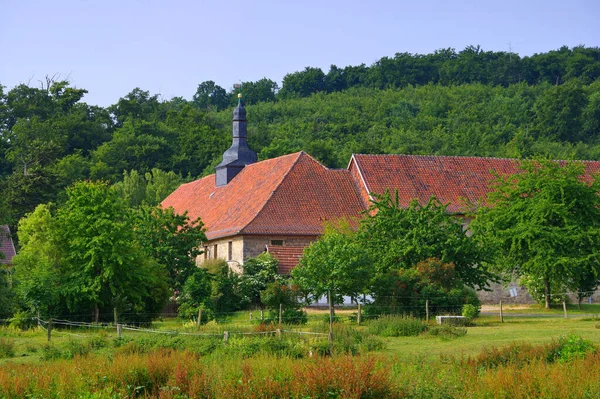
<box><xmin>162</xmin><ymin>99</ymin><xmax>600</xmax><ymax>302</ymax></box>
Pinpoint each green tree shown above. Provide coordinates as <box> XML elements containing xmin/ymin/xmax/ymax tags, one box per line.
<box><xmin>58</xmin><ymin>181</ymin><xmax>169</xmax><ymax>322</ymax></box>
<box><xmin>471</xmin><ymin>159</ymin><xmax>600</xmax><ymax>309</ymax></box>
<box><xmin>192</xmin><ymin>81</ymin><xmax>229</xmax><ymax>111</ymax></box>
<box><xmin>134</xmin><ymin>205</ymin><xmax>206</xmax><ymax>291</ymax></box>
<box><xmin>359</xmin><ymin>191</ymin><xmax>491</xmax><ymax>290</ymax></box>
<box><xmin>239</xmin><ymin>252</ymin><xmax>281</xmax><ymax>308</ymax></box>
<box><xmin>292</xmin><ymin>221</ymin><xmax>371</xmax><ymax>314</ymax></box>
<box><xmin>279</xmin><ymin>67</ymin><xmax>326</xmax><ymax>98</ymax></box>
<box><xmin>11</xmin><ymin>204</ymin><xmax>62</xmax><ymax>318</ymax></box>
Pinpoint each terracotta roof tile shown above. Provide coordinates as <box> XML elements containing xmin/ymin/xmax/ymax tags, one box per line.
<box><xmin>267</xmin><ymin>245</ymin><xmax>305</xmax><ymax>275</ymax></box>
<box><xmin>0</xmin><ymin>225</ymin><xmax>16</xmax><ymax>265</ymax></box>
<box><xmin>351</xmin><ymin>154</ymin><xmax>600</xmax><ymax>213</ymax></box>
<box><xmin>162</xmin><ymin>152</ymin><xmax>366</xmax><ymax>240</ymax></box>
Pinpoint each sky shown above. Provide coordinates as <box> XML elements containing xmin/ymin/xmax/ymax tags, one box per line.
<box><xmin>1</xmin><ymin>0</ymin><xmax>599</xmax><ymax>107</ymax></box>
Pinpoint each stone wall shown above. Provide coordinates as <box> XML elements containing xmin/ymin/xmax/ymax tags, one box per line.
<box><xmin>196</xmin><ymin>236</ymin><xmax>244</xmax><ymax>273</ymax></box>
<box><xmin>242</xmin><ymin>235</ymin><xmax>316</xmax><ymax>261</ymax></box>
<box><xmin>196</xmin><ymin>235</ymin><xmax>316</xmax><ymax>274</ymax></box>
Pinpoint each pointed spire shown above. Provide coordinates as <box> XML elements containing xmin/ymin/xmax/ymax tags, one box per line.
<box><xmin>215</xmin><ymin>94</ymin><xmax>258</xmax><ymax>186</ymax></box>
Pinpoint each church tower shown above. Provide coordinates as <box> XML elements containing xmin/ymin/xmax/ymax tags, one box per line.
<box><xmin>215</xmin><ymin>94</ymin><xmax>258</xmax><ymax>186</ymax></box>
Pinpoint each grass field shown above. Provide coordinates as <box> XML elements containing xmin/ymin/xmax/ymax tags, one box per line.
<box><xmin>0</xmin><ymin>306</ymin><xmax>599</xmax><ymax>398</ymax></box>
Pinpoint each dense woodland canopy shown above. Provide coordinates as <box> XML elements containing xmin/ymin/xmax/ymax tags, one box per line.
<box><xmin>1</xmin><ymin>45</ymin><xmax>600</xmax><ymax>236</ymax></box>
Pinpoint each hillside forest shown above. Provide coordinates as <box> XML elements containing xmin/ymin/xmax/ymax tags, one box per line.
<box><xmin>1</xmin><ymin>45</ymin><xmax>600</xmax><ymax>233</ymax></box>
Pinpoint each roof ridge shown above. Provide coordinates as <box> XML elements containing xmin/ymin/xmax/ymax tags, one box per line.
<box><xmin>351</xmin><ymin>153</ymin><xmax>600</xmax><ymax>165</ymax></box>
<box><xmin>239</xmin><ymin>152</ymin><xmax>305</xmax><ymax>235</ymax></box>
<box><xmin>348</xmin><ymin>155</ymin><xmax>373</xmax><ymax>207</ymax></box>
<box><xmin>352</xmin><ymin>153</ymin><xmax>520</xmax><ymax>162</ymax></box>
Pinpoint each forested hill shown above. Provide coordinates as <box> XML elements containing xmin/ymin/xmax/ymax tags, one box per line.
<box><xmin>1</xmin><ymin>45</ymin><xmax>600</xmax><ymax>232</ymax></box>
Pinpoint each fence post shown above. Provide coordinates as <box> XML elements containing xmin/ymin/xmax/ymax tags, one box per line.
<box><xmin>426</xmin><ymin>300</ymin><xmax>430</xmax><ymax>323</ymax></box>
<box><xmin>261</xmin><ymin>310</ymin><xmax>264</xmax><ymax>321</ymax></box>
<box><xmin>328</xmin><ymin>289</ymin><xmax>334</xmax><ymax>355</ymax></box>
<box><xmin>276</xmin><ymin>328</ymin><xmax>282</xmax><ymax>339</ymax></box>
<box><xmin>279</xmin><ymin>303</ymin><xmax>283</xmax><ymax>326</ymax></box>
<box><xmin>499</xmin><ymin>300</ymin><xmax>504</xmax><ymax>323</ymax></box>
<box><xmin>223</xmin><ymin>331</ymin><xmax>229</xmax><ymax>343</ymax></box>
<box><xmin>250</xmin><ymin>312</ymin><xmax>253</xmax><ymax>321</ymax></box>
<box><xmin>47</xmin><ymin>319</ymin><xmax>52</xmax><ymax>342</ymax></box>
<box><xmin>117</xmin><ymin>324</ymin><xmax>122</xmax><ymax>339</ymax></box>
<box><xmin>197</xmin><ymin>308</ymin><xmax>203</xmax><ymax>329</ymax></box>
<box><xmin>563</xmin><ymin>300</ymin><xmax>567</xmax><ymax>319</ymax></box>
<box><xmin>357</xmin><ymin>303</ymin><xmax>362</xmax><ymax>326</ymax></box>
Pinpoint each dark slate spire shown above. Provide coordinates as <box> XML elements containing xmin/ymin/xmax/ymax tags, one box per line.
<box><xmin>215</xmin><ymin>94</ymin><xmax>258</xmax><ymax>186</ymax></box>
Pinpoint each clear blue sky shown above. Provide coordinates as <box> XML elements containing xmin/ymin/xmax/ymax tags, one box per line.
<box><xmin>1</xmin><ymin>0</ymin><xmax>599</xmax><ymax>107</ymax></box>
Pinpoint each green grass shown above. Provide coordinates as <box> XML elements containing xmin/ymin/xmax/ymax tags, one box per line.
<box><xmin>385</xmin><ymin>315</ymin><xmax>600</xmax><ymax>360</ymax></box>
<box><xmin>1</xmin><ymin>306</ymin><xmax>599</xmax><ymax>365</ymax></box>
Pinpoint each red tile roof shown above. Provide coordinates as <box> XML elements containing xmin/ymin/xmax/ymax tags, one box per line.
<box><xmin>350</xmin><ymin>154</ymin><xmax>600</xmax><ymax>213</ymax></box>
<box><xmin>266</xmin><ymin>245</ymin><xmax>305</xmax><ymax>275</ymax></box>
<box><xmin>162</xmin><ymin>152</ymin><xmax>366</xmax><ymax>240</ymax></box>
<box><xmin>0</xmin><ymin>225</ymin><xmax>16</xmax><ymax>265</ymax></box>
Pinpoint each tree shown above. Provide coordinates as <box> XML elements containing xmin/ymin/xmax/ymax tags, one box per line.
<box><xmin>192</xmin><ymin>81</ymin><xmax>229</xmax><ymax>111</ymax></box>
<box><xmin>238</xmin><ymin>252</ymin><xmax>281</xmax><ymax>308</ymax></box>
<box><xmin>134</xmin><ymin>205</ymin><xmax>206</xmax><ymax>292</ymax></box>
<box><xmin>359</xmin><ymin>191</ymin><xmax>491</xmax><ymax>290</ymax></box>
<box><xmin>279</xmin><ymin>67</ymin><xmax>326</xmax><ymax>98</ymax></box>
<box><xmin>292</xmin><ymin>221</ymin><xmax>371</xmax><ymax>310</ymax></box>
<box><xmin>57</xmin><ymin>181</ymin><xmax>169</xmax><ymax>322</ymax></box>
<box><xmin>471</xmin><ymin>159</ymin><xmax>600</xmax><ymax>309</ymax></box>
<box><xmin>11</xmin><ymin>204</ymin><xmax>63</xmax><ymax>318</ymax></box>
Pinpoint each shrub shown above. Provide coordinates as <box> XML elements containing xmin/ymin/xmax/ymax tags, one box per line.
<box><xmin>8</xmin><ymin>311</ymin><xmax>37</xmax><ymax>330</ymax></box>
<box><xmin>552</xmin><ymin>334</ymin><xmax>596</xmax><ymax>363</ymax></box>
<box><xmin>367</xmin><ymin>315</ymin><xmax>427</xmax><ymax>337</ymax></box>
<box><xmin>461</xmin><ymin>303</ymin><xmax>480</xmax><ymax>320</ymax></box>
<box><xmin>427</xmin><ymin>324</ymin><xmax>467</xmax><ymax>340</ymax></box>
<box><xmin>0</xmin><ymin>338</ymin><xmax>15</xmax><ymax>358</ymax></box>
<box><xmin>41</xmin><ymin>344</ymin><xmax>64</xmax><ymax>361</ymax></box>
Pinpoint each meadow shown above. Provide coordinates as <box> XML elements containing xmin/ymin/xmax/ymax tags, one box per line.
<box><xmin>0</xmin><ymin>305</ymin><xmax>599</xmax><ymax>398</ymax></box>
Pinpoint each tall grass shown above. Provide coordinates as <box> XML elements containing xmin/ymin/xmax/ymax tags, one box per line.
<box><xmin>1</xmin><ymin>340</ymin><xmax>599</xmax><ymax>398</ymax></box>
<box><xmin>367</xmin><ymin>314</ymin><xmax>427</xmax><ymax>337</ymax></box>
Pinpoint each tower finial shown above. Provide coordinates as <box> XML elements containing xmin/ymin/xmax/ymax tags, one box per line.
<box><xmin>237</xmin><ymin>93</ymin><xmax>242</xmax><ymax>104</ymax></box>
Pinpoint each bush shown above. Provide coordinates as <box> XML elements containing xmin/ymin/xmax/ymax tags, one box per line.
<box><xmin>367</xmin><ymin>315</ymin><xmax>427</xmax><ymax>337</ymax></box>
<box><xmin>8</xmin><ymin>311</ymin><xmax>37</xmax><ymax>330</ymax></box>
<box><xmin>41</xmin><ymin>344</ymin><xmax>64</xmax><ymax>361</ymax></box>
<box><xmin>461</xmin><ymin>303</ymin><xmax>480</xmax><ymax>320</ymax></box>
<box><xmin>0</xmin><ymin>338</ymin><xmax>15</xmax><ymax>358</ymax></box>
<box><xmin>552</xmin><ymin>334</ymin><xmax>596</xmax><ymax>363</ymax></box>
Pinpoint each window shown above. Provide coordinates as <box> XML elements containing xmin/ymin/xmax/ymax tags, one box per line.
<box><xmin>228</xmin><ymin>241</ymin><xmax>233</xmax><ymax>260</ymax></box>
<box><xmin>270</xmin><ymin>239</ymin><xmax>284</xmax><ymax>246</ymax></box>
<box><xmin>204</xmin><ymin>246</ymin><xmax>208</xmax><ymax>260</ymax></box>
<box><xmin>213</xmin><ymin>244</ymin><xmax>218</xmax><ymax>259</ymax></box>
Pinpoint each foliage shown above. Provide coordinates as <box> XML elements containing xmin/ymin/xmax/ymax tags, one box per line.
<box><xmin>11</xmin><ymin>204</ymin><xmax>63</xmax><ymax>317</ymax></box>
<box><xmin>472</xmin><ymin>159</ymin><xmax>600</xmax><ymax>308</ymax></box>
<box><xmin>461</xmin><ymin>303</ymin><xmax>480</xmax><ymax>320</ymax></box>
<box><xmin>0</xmin><ymin>338</ymin><xmax>15</xmax><ymax>358</ymax></box>
<box><xmin>360</xmin><ymin>192</ymin><xmax>492</xmax><ymax>290</ymax></box>
<box><xmin>553</xmin><ymin>334</ymin><xmax>596</xmax><ymax>363</ymax></box>
<box><xmin>134</xmin><ymin>205</ymin><xmax>206</xmax><ymax>291</ymax></box>
<box><xmin>260</xmin><ymin>281</ymin><xmax>307</xmax><ymax>324</ymax></box>
<box><xmin>58</xmin><ymin>181</ymin><xmax>169</xmax><ymax>321</ymax></box>
<box><xmin>176</xmin><ymin>267</ymin><xmax>214</xmax><ymax>322</ymax></box>
<box><xmin>292</xmin><ymin>220</ymin><xmax>371</xmax><ymax>304</ymax></box>
<box><xmin>238</xmin><ymin>252</ymin><xmax>281</xmax><ymax>308</ymax></box>
<box><xmin>364</xmin><ymin>257</ymin><xmax>482</xmax><ymax>317</ymax></box>
<box><xmin>367</xmin><ymin>315</ymin><xmax>427</xmax><ymax>337</ymax></box>
<box><xmin>203</xmin><ymin>259</ymin><xmax>243</xmax><ymax>314</ymax></box>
